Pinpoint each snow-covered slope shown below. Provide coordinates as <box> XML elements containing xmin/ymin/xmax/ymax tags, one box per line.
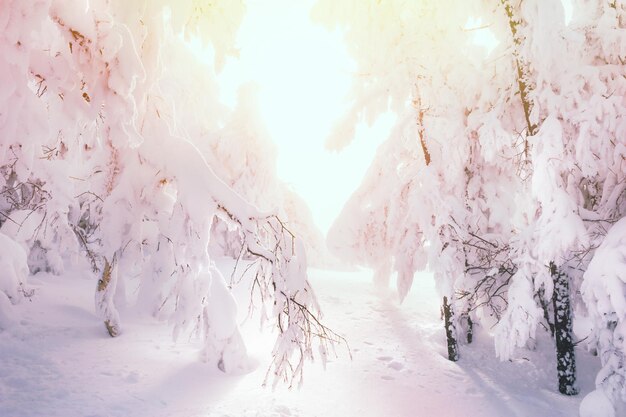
<box><xmin>0</xmin><ymin>265</ymin><xmax>602</xmax><ymax>417</ymax></box>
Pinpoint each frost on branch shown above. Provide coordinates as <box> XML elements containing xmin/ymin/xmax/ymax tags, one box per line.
<box><xmin>222</xmin><ymin>207</ymin><xmax>347</xmax><ymax>388</ymax></box>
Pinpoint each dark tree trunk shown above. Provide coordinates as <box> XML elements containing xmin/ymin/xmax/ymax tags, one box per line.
<box><xmin>550</xmin><ymin>262</ymin><xmax>578</xmax><ymax>396</ymax></box>
<box><xmin>466</xmin><ymin>315</ymin><xmax>473</xmax><ymax>344</ymax></box>
<box><xmin>443</xmin><ymin>296</ymin><xmax>459</xmax><ymax>361</ymax></box>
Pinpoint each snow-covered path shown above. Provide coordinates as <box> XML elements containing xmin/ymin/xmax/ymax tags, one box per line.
<box><xmin>0</xmin><ymin>268</ymin><xmax>596</xmax><ymax>417</ymax></box>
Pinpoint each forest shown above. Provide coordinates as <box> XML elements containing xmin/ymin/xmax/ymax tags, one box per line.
<box><xmin>0</xmin><ymin>1</ymin><xmax>625</xmax><ymax>417</ymax></box>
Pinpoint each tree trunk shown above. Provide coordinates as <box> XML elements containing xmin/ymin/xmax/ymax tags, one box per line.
<box><xmin>95</xmin><ymin>256</ymin><xmax>121</xmax><ymax>337</ymax></box>
<box><xmin>466</xmin><ymin>315</ymin><xmax>473</xmax><ymax>344</ymax></box>
<box><xmin>500</xmin><ymin>0</ymin><xmax>537</xmax><ymax>159</ymax></box>
<box><xmin>550</xmin><ymin>262</ymin><xmax>578</xmax><ymax>395</ymax></box>
<box><xmin>443</xmin><ymin>296</ymin><xmax>459</xmax><ymax>361</ymax></box>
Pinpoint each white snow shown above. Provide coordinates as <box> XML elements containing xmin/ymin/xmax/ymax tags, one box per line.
<box><xmin>0</xmin><ymin>231</ymin><xmax>29</xmax><ymax>308</ymax></box>
<box><xmin>0</xmin><ymin>1</ymin><xmax>624</xmax><ymax>416</ymax></box>
<box><xmin>580</xmin><ymin>390</ymin><xmax>616</xmax><ymax>417</ymax></box>
<box><xmin>0</xmin><ymin>264</ymin><xmax>599</xmax><ymax>417</ymax></box>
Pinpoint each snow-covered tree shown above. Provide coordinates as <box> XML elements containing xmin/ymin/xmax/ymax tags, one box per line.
<box><xmin>0</xmin><ymin>0</ymin><xmax>341</xmax><ymax>387</ymax></box>
<box><xmin>582</xmin><ymin>218</ymin><xmax>626</xmax><ymax>417</ymax></box>
<box><xmin>561</xmin><ymin>0</ymin><xmax>626</xmax><ymax>413</ymax></box>
<box><xmin>316</xmin><ymin>0</ymin><xmax>626</xmax><ymax>407</ymax></box>
<box><xmin>498</xmin><ymin>0</ymin><xmax>626</xmax><ymax>403</ymax></box>
<box><xmin>488</xmin><ymin>0</ymin><xmax>583</xmax><ymax>396</ymax></box>
<box><xmin>193</xmin><ymin>84</ymin><xmax>328</xmax><ymax>269</ymax></box>
<box><xmin>316</xmin><ymin>0</ymin><xmax>526</xmax><ymax>361</ymax></box>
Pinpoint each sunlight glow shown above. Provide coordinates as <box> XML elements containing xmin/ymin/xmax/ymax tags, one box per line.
<box><xmin>562</xmin><ymin>0</ymin><xmax>573</xmax><ymax>25</ymax></box>
<box><xmin>215</xmin><ymin>0</ymin><xmax>392</xmax><ymax>235</ymax></box>
<box><xmin>465</xmin><ymin>18</ymin><xmax>499</xmax><ymax>55</ymax></box>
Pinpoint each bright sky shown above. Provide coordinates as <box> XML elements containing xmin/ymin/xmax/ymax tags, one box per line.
<box><xmin>215</xmin><ymin>0</ymin><xmax>395</xmax><ymax>235</ymax></box>
<box><xmin>184</xmin><ymin>0</ymin><xmax>575</xmax><ymax>243</ymax></box>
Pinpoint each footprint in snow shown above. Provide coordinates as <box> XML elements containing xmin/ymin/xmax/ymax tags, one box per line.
<box><xmin>380</xmin><ymin>375</ymin><xmax>395</xmax><ymax>381</ymax></box>
<box><xmin>273</xmin><ymin>405</ymin><xmax>295</xmax><ymax>416</ymax></box>
<box><xmin>377</xmin><ymin>356</ymin><xmax>405</xmax><ymax>371</ymax></box>
<box><xmin>124</xmin><ymin>371</ymin><xmax>139</xmax><ymax>383</ymax></box>
<box><xmin>443</xmin><ymin>370</ymin><xmax>463</xmax><ymax>379</ymax></box>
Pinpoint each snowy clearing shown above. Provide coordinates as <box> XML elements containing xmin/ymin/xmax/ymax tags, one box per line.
<box><xmin>0</xmin><ymin>266</ymin><xmax>600</xmax><ymax>417</ymax></box>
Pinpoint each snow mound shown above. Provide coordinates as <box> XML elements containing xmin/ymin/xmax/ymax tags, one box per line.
<box><xmin>0</xmin><ymin>232</ymin><xmax>28</xmax><ymax>304</ymax></box>
<box><xmin>580</xmin><ymin>390</ymin><xmax>615</xmax><ymax>417</ymax></box>
<box><xmin>0</xmin><ymin>232</ymin><xmax>29</xmax><ymax>330</ymax></box>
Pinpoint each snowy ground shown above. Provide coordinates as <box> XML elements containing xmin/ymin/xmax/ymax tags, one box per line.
<box><xmin>0</xmin><ymin>266</ymin><xmax>600</xmax><ymax>417</ymax></box>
